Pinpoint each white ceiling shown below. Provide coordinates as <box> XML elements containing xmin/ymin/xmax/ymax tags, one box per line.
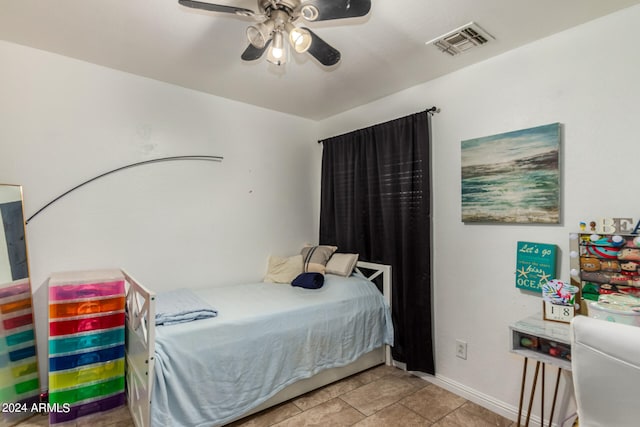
<box><xmin>1</xmin><ymin>0</ymin><xmax>639</xmax><ymax>120</ymax></box>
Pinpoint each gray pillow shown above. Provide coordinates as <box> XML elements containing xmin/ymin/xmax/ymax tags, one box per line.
<box><xmin>300</xmin><ymin>245</ymin><xmax>337</xmax><ymax>274</ymax></box>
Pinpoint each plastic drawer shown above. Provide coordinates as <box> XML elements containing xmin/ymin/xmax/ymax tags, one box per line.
<box><xmin>49</xmin><ymin>280</ymin><xmax>125</xmax><ymax>302</ymax></box>
<box><xmin>9</xmin><ymin>345</ymin><xmax>36</xmax><ymax>362</ymax></box>
<box><xmin>49</xmin><ymin>345</ymin><xmax>125</xmax><ymax>372</ymax></box>
<box><xmin>0</xmin><ymin>360</ymin><xmax>38</xmax><ymax>383</ymax></box>
<box><xmin>0</xmin><ymin>352</ymin><xmax>8</xmax><ymax>368</ymax></box>
<box><xmin>49</xmin><ymin>312</ymin><xmax>125</xmax><ymax>337</ymax></box>
<box><xmin>17</xmin><ymin>394</ymin><xmax>40</xmax><ymax>406</ymax></box>
<box><xmin>0</xmin><ymin>377</ymin><xmax>39</xmax><ymax>401</ymax></box>
<box><xmin>2</xmin><ymin>394</ymin><xmax>39</xmax><ymax>424</ymax></box>
<box><xmin>5</xmin><ymin>329</ymin><xmax>34</xmax><ymax>347</ymax></box>
<box><xmin>0</xmin><ymin>366</ymin><xmax>11</xmax><ymax>384</ymax></box>
<box><xmin>0</xmin><ymin>297</ymin><xmax>31</xmax><ymax>314</ymax></box>
<box><xmin>49</xmin><ymin>329</ymin><xmax>124</xmax><ymax>356</ymax></box>
<box><xmin>48</xmin><ymin>376</ymin><xmax>125</xmax><ymax>405</ymax></box>
<box><xmin>15</xmin><ymin>377</ymin><xmax>39</xmax><ymax>394</ymax></box>
<box><xmin>49</xmin><ymin>392</ymin><xmax>125</xmax><ymax>424</ymax></box>
<box><xmin>0</xmin><ymin>384</ymin><xmax>17</xmax><ymax>403</ymax></box>
<box><xmin>49</xmin><ymin>296</ymin><xmax>125</xmax><ymax>319</ymax></box>
<box><xmin>0</xmin><ymin>366</ymin><xmax>22</xmax><ymax>384</ymax></box>
<box><xmin>0</xmin><ymin>281</ymin><xmax>30</xmax><ymax>299</ymax></box>
<box><xmin>13</xmin><ymin>360</ymin><xmax>38</xmax><ymax>377</ymax></box>
<box><xmin>2</xmin><ymin>312</ymin><xmax>33</xmax><ymax>330</ymax></box>
<box><xmin>49</xmin><ymin>358</ymin><xmax>125</xmax><ymax>389</ymax></box>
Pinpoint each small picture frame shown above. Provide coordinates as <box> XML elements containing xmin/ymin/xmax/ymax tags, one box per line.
<box><xmin>543</xmin><ymin>301</ymin><xmax>574</xmax><ymax>323</ymax></box>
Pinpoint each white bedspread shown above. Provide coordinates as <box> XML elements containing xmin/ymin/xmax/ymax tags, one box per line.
<box><xmin>151</xmin><ymin>274</ymin><xmax>393</xmax><ymax>427</ymax></box>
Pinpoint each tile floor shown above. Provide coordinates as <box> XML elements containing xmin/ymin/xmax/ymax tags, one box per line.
<box><xmin>15</xmin><ymin>365</ymin><xmax>516</xmax><ymax>426</ymax></box>
<box><xmin>12</xmin><ymin>404</ymin><xmax>133</xmax><ymax>427</ymax></box>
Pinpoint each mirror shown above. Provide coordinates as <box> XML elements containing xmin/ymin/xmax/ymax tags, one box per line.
<box><xmin>0</xmin><ymin>185</ymin><xmax>40</xmax><ymax>426</ymax></box>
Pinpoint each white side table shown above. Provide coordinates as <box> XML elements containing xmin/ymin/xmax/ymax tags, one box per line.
<box><xmin>509</xmin><ymin>314</ymin><xmax>573</xmax><ymax>427</ymax></box>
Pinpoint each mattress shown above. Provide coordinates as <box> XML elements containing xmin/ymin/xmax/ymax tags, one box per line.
<box><xmin>151</xmin><ymin>273</ymin><xmax>393</xmax><ymax>427</ymax></box>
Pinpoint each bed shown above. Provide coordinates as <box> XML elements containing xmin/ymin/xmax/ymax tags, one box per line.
<box><xmin>124</xmin><ymin>261</ymin><xmax>393</xmax><ymax>427</ymax></box>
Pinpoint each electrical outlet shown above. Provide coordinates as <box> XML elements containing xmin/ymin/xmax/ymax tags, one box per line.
<box><xmin>456</xmin><ymin>339</ymin><xmax>467</xmax><ymax>360</ymax></box>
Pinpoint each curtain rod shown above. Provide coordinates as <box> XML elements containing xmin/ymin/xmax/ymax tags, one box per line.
<box><xmin>317</xmin><ymin>106</ymin><xmax>439</xmax><ymax>144</ymax></box>
<box><xmin>425</xmin><ymin>106</ymin><xmax>441</xmax><ymax>115</ymax></box>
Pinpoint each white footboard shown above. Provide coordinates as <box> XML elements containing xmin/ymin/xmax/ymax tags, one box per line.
<box><xmin>355</xmin><ymin>261</ymin><xmax>392</xmax><ymax>365</ymax></box>
<box><xmin>123</xmin><ymin>270</ymin><xmax>155</xmax><ymax>427</ymax></box>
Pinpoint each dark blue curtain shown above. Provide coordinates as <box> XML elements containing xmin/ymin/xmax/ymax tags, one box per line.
<box><xmin>319</xmin><ymin>111</ymin><xmax>434</xmax><ymax>374</ymax></box>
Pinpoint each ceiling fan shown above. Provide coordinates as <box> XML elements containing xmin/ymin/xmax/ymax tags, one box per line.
<box><xmin>178</xmin><ymin>0</ymin><xmax>371</xmax><ymax>67</ymax></box>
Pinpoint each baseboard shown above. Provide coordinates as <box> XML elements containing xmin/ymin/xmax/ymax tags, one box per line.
<box><xmin>420</xmin><ymin>373</ymin><xmax>521</xmax><ymax>421</ymax></box>
<box><xmin>392</xmin><ymin>361</ymin><xmax>574</xmax><ymax>427</ymax></box>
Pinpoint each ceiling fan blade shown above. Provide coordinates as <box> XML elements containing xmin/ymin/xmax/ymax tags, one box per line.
<box><xmin>304</xmin><ymin>28</ymin><xmax>340</xmax><ymax>66</ymax></box>
<box><xmin>301</xmin><ymin>0</ymin><xmax>371</xmax><ymax>21</ymax></box>
<box><xmin>241</xmin><ymin>39</ymin><xmax>271</xmax><ymax>61</ymax></box>
<box><xmin>178</xmin><ymin>0</ymin><xmax>256</xmax><ymax>17</ymax></box>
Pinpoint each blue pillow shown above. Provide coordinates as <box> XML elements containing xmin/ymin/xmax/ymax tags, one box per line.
<box><xmin>291</xmin><ymin>272</ymin><xmax>325</xmax><ymax>289</ymax></box>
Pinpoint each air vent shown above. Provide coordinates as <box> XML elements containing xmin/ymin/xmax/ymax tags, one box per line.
<box><xmin>426</xmin><ymin>22</ymin><xmax>494</xmax><ymax>56</ymax></box>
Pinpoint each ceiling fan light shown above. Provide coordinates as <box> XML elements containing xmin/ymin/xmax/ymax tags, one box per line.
<box><xmin>287</xmin><ymin>26</ymin><xmax>312</xmax><ymax>53</ymax></box>
<box><xmin>246</xmin><ymin>20</ymin><xmax>274</xmax><ymax>49</ymax></box>
<box><xmin>267</xmin><ymin>31</ymin><xmax>287</xmax><ymax>66</ymax></box>
<box><xmin>301</xmin><ymin>4</ymin><xmax>319</xmax><ymax>21</ymax></box>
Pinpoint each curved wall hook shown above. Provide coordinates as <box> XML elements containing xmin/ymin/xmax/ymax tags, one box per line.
<box><xmin>25</xmin><ymin>155</ymin><xmax>223</xmax><ymax>224</ymax></box>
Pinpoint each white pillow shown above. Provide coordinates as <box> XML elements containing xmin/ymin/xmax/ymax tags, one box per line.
<box><xmin>264</xmin><ymin>255</ymin><xmax>303</xmax><ymax>284</ymax></box>
<box><xmin>326</xmin><ymin>253</ymin><xmax>359</xmax><ymax>277</ymax></box>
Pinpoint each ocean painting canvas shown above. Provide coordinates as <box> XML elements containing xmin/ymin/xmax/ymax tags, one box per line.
<box><xmin>461</xmin><ymin>123</ymin><xmax>560</xmax><ymax>223</ymax></box>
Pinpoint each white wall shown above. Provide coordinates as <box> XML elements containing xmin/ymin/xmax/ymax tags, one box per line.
<box><xmin>3</xmin><ymin>4</ymin><xmax>640</xmax><ymax>420</ymax></box>
<box><xmin>317</xmin><ymin>5</ymin><xmax>640</xmax><ymax>424</ymax></box>
<box><xmin>0</xmin><ymin>40</ymin><xmax>319</xmax><ymax>387</ymax></box>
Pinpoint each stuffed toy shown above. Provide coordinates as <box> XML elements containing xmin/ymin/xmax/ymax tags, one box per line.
<box><xmin>581</xmin><ymin>282</ymin><xmax>600</xmax><ymax>301</ymax></box>
<box><xmin>618</xmin><ymin>248</ymin><xmax>640</xmax><ymax>262</ymax></box>
<box><xmin>590</xmin><ymin>235</ymin><xmax>626</xmax><ymax>247</ymax></box>
<box><xmin>615</xmin><ymin>285</ymin><xmax>640</xmax><ymax>297</ymax></box>
<box><xmin>609</xmin><ymin>274</ymin><xmax>640</xmax><ymax>287</ymax></box>
<box><xmin>600</xmin><ymin>260</ymin><xmax>621</xmax><ymax>272</ymax></box>
<box><xmin>580</xmin><ymin>271</ymin><xmax>612</xmax><ymax>284</ymax></box>
<box><xmin>599</xmin><ymin>283</ymin><xmax>620</xmax><ymax>294</ymax></box>
<box><xmin>620</xmin><ymin>261</ymin><xmax>639</xmax><ymax>276</ymax></box>
<box><xmin>580</xmin><ymin>257</ymin><xmax>600</xmax><ymax>272</ymax></box>
<box><xmin>585</xmin><ymin>245</ymin><xmax>623</xmax><ymax>259</ymax></box>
